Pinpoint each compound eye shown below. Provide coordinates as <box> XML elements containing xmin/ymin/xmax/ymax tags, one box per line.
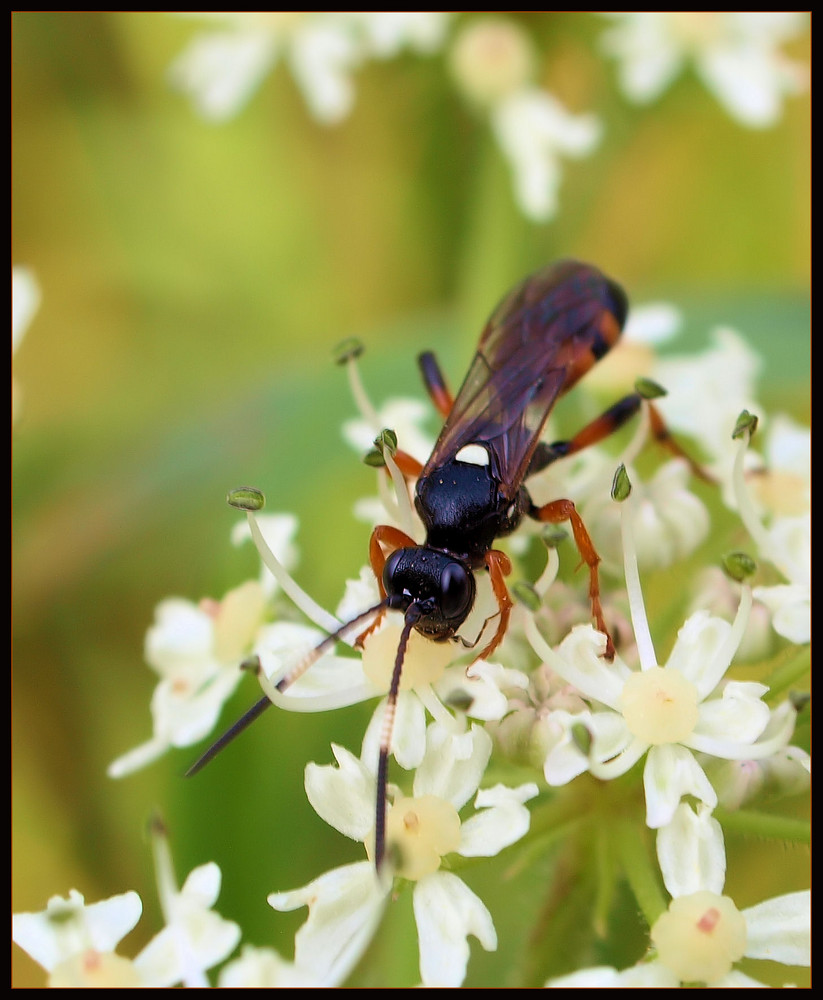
<box><xmin>439</xmin><ymin>562</ymin><xmax>473</xmax><ymax>622</ymax></box>
<box><xmin>382</xmin><ymin>548</ymin><xmax>406</xmax><ymax>595</ymax></box>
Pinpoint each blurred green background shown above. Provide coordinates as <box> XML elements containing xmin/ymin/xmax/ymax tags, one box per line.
<box><xmin>13</xmin><ymin>13</ymin><xmax>809</xmax><ymax>987</ymax></box>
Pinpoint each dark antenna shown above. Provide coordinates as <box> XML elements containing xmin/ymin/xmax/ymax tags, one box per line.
<box><xmin>185</xmin><ymin>599</ymin><xmax>389</xmax><ymax>777</ymax></box>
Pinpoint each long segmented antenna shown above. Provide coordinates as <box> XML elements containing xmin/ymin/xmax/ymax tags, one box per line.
<box><xmin>185</xmin><ymin>600</ymin><xmax>389</xmax><ymax>777</ymax></box>
<box><xmin>374</xmin><ymin>601</ymin><xmax>425</xmax><ymax>873</ymax></box>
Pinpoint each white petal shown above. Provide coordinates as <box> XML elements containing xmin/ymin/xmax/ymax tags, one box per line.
<box><xmin>12</xmin><ymin>890</ymin><xmax>142</xmax><ymax>972</ymax></box>
<box><xmin>656</xmin><ymin>803</ymin><xmax>726</xmax><ymax>898</ymax></box>
<box><xmin>304</xmin><ymin>744</ymin><xmax>374</xmax><ymax>841</ymax></box>
<box><xmin>547</xmin><ymin>961</ymin><xmax>680</xmax><ymax>987</ymax></box>
<box><xmin>218</xmin><ymin>945</ymin><xmax>321</xmax><ymax>987</ymax></box>
<box><xmin>144</xmin><ymin>598</ymin><xmax>216</xmax><ymax>676</ymax></box>
<box><xmin>169</xmin><ymin>29</ymin><xmax>277</xmax><ymax>120</ymax></box>
<box><xmin>665</xmin><ymin>610</ymin><xmax>733</xmax><ymax>698</ymax></box>
<box><xmin>413</xmin><ymin>723</ymin><xmax>491</xmax><ymax>809</ymax></box>
<box><xmin>412</xmin><ymin>872</ymin><xmax>496</xmax><ymax>987</ymax></box>
<box><xmin>693</xmin><ymin>681</ymin><xmax>770</xmax><ymax>745</ymax></box>
<box><xmin>644</xmin><ymin>745</ymin><xmax>717</xmax><ymax>829</ymax></box>
<box><xmin>268</xmin><ymin>862</ymin><xmax>387</xmax><ymax>987</ymax></box>
<box><xmin>458</xmin><ymin>783</ymin><xmax>538</xmax><ymax>857</ymax></box>
<box><xmin>743</xmin><ymin>890</ymin><xmax>810</xmax><ymax>966</ymax></box>
<box><xmin>360</xmin><ymin>691</ymin><xmax>427</xmax><ymax>772</ymax></box>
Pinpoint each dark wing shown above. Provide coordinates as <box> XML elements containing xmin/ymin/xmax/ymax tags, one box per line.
<box><xmin>421</xmin><ymin>260</ymin><xmax>628</xmax><ymax>497</ymax></box>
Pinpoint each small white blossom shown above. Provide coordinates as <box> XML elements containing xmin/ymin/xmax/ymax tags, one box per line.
<box><xmin>13</xmin><ymin>849</ymin><xmax>239</xmax><ymax>988</ymax></box>
<box><xmin>731</xmin><ymin>417</ymin><xmax>810</xmax><ymax>644</ymax></box>
<box><xmin>13</xmin><ymin>265</ymin><xmax>41</xmax><ymax>422</ymax></box>
<box><xmin>13</xmin><ymin>889</ymin><xmax>145</xmax><ymax>987</ymax></box>
<box><xmin>448</xmin><ymin>16</ymin><xmax>601</xmax><ymax>221</ymax></box>
<box><xmin>133</xmin><ymin>860</ymin><xmax>240</xmax><ymax>988</ymax></box>
<box><xmin>169</xmin><ymin>12</ymin><xmax>450</xmax><ymax>123</ymax></box>
<box><xmin>599</xmin><ymin>12</ymin><xmax>809</xmax><ymax>127</ymax></box>
<box><xmin>271</xmin><ymin>722</ymin><xmax>537</xmax><ymax>987</ymax></box>
<box><xmin>651</xmin><ymin>327</ymin><xmax>763</xmax><ymax>503</ymax></box>
<box><xmin>107</xmin><ymin>580</ymin><xmax>266</xmax><ymax>776</ymax></box>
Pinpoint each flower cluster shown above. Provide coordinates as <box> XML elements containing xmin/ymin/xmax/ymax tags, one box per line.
<box><xmin>15</xmin><ymin>288</ymin><xmax>809</xmax><ymax>985</ymax></box>
<box><xmin>167</xmin><ymin>12</ymin><xmax>808</xmax><ymax>222</ymax></box>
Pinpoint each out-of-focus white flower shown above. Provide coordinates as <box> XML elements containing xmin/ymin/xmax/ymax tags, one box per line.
<box><xmin>134</xmin><ymin>850</ymin><xmax>241</xmax><ymax>988</ymax></box>
<box><xmin>108</xmin><ymin>514</ymin><xmax>300</xmax><ymax>776</ymax></box>
<box><xmin>107</xmin><ymin>580</ymin><xmax>266</xmax><ymax>776</ymax></box>
<box><xmin>218</xmin><ymin>945</ymin><xmax>322</xmax><ymax>987</ymax></box>
<box><xmin>581</xmin><ymin>458</ymin><xmax>709</xmax><ymax>574</ymax></box>
<box><xmin>169</xmin><ymin>12</ymin><xmax>450</xmax><ymax>123</ymax></box>
<box><xmin>599</xmin><ymin>12</ymin><xmax>809</xmax><ymax>127</ymax></box>
<box><xmin>491</xmin><ymin>89</ymin><xmax>601</xmax><ymax>222</ymax></box>
<box><xmin>270</xmin><ymin>723</ymin><xmax>537</xmax><ymax>987</ymax></box>
<box><xmin>13</xmin><ymin>833</ymin><xmax>240</xmax><ymax>988</ymax></box>
<box><xmin>651</xmin><ymin>327</ymin><xmax>763</xmax><ymax>502</ymax></box>
<box><xmin>731</xmin><ymin>417</ymin><xmax>810</xmax><ymax>644</ymax></box>
<box><xmin>12</xmin><ymin>266</ymin><xmax>41</xmax><ymax>422</ymax></box>
<box><xmin>449</xmin><ymin>16</ymin><xmax>601</xmax><ymax>222</ymax></box>
<box><xmin>13</xmin><ymin>889</ymin><xmax>145</xmax><ymax>987</ymax></box>
<box><xmin>12</xmin><ymin>266</ymin><xmax>40</xmax><ymax>355</ymax></box>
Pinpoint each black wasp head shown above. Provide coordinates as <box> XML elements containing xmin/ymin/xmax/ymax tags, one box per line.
<box><xmin>383</xmin><ymin>547</ymin><xmax>476</xmax><ymax>639</ymax></box>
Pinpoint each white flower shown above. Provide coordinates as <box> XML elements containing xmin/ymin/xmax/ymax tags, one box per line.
<box><xmin>108</xmin><ymin>513</ymin><xmax>300</xmax><ymax>776</ymax></box>
<box><xmin>13</xmin><ymin>265</ymin><xmax>41</xmax><ymax>422</ymax></box>
<box><xmin>218</xmin><ymin>945</ymin><xmax>322</xmax><ymax>987</ymax></box>
<box><xmin>491</xmin><ymin>88</ymin><xmax>601</xmax><ymax>222</ymax></box>
<box><xmin>13</xmin><ymin>889</ymin><xmax>145</xmax><ymax>987</ymax></box>
<box><xmin>547</xmin><ymin>802</ymin><xmax>809</xmax><ymax>986</ymax></box>
<box><xmin>448</xmin><ymin>17</ymin><xmax>600</xmax><ymax>221</ymax></box>
<box><xmin>12</xmin><ymin>858</ymin><xmax>240</xmax><ymax>988</ymax></box>
<box><xmin>269</xmin><ymin>722</ymin><xmax>537</xmax><ymax>987</ymax></box>
<box><xmin>651</xmin><ymin>327</ymin><xmax>763</xmax><ymax>503</ymax></box>
<box><xmin>526</xmin><ymin>486</ymin><xmax>799</xmax><ymax>829</ymax></box>
<box><xmin>12</xmin><ymin>266</ymin><xmax>40</xmax><ymax>355</ymax></box>
<box><xmin>231</xmin><ymin>511</ymin><xmax>300</xmax><ymax>598</ymax></box>
<box><xmin>581</xmin><ymin>458</ymin><xmax>709</xmax><ymax>575</ymax></box>
<box><xmin>169</xmin><ymin>12</ymin><xmax>450</xmax><ymax>123</ymax></box>
<box><xmin>599</xmin><ymin>12</ymin><xmax>809</xmax><ymax>127</ymax></box>
<box><xmin>133</xmin><ymin>860</ymin><xmax>240</xmax><ymax>988</ymax></box>
<box><xmin>107</xmin><ymin>579</ymin><xmax>267</xmax><ymax>776</ymax></box>
<box><xmin>731</xmin><ymin>416</ymin><xmax>810</xmax><ymax>644</ymax></box>
<box><xmin>653</xmin><ymin>803</ymin><xmax>809</xmax><ymax>984</ymax></box>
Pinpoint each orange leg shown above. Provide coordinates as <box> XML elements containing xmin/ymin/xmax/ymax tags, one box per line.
<box><xmin>355</xmin><ymin>524</ymin><xmax>419</xmax><ymax>647</ymax></box>
<box><xmin>531</xmin><ymin>498</ymin><xmax>615</xmax><ymax>660</ymax></box>
<box><xmin>476</xmin><ymin>549</ymin><xmax>513</xmax><ymax>661</ymax></box>
<box><xmin>647</xmin><ymin>402</ymin><xmax>716</xmax><ymax>484</ymax></box>
<box><xmin>418</xmin><ymin>351</ymin><xmax>454</xmax><ymax>419</ymax></box>
<box><xmin>391</xmin><ymin>449</ymin><xmax>425</xmax><ymax>478</ymax></box>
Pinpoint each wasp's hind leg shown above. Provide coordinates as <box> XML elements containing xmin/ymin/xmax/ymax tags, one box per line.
<box><xmin>418</xmin><ymin>351</ymin><xmax>454</xmax><ymax>419</ymax></box>
<box><xmin>527</xmin><ymin>391</ymin><xmax>714</xmax><ymax>483</ymax></box>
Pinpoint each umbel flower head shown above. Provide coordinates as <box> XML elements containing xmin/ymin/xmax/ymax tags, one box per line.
<box><xmin>268</xmin><ymin>721</ymin><xmax>537</xmax><ymax>987</ymax></box>
<box><xmin>526</xmin><ymin>469</ymin><xmax>799</xmax><ymax>830</ymax></box>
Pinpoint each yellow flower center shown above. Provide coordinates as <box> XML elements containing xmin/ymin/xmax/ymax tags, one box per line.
<box><xmin>361</xmin><ymin>623</ymin><xmax>455</xmax><ymax>693</ymax></box>
<box><xmin>651</xmin><ymin>890</ymin><xmax>747</xmax><ymax>984</ymax></box>
<box><xmin>380</xmin><ymin>795</ymin><xmax>462</xmax><ymax>881</ymax></box>
<box><xmin>212</xmin><ymin>580</ymin><xmax>266</xmax><ymax>664</ymax></box>
<box><xmin>621</xmin><ymin>667</ymin><xmax>699</xmax><ymax>745</ymax></box>
<box><xmin>668</xmin><ymin>13</ymin><xmax>723</xmax><ymax>50</ymax></box>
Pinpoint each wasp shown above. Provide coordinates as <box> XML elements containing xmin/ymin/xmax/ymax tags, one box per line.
<box><xmin>188</xmin><ymin>259</ymin><xmax>697</xmax><ymax>871</ymax></box>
